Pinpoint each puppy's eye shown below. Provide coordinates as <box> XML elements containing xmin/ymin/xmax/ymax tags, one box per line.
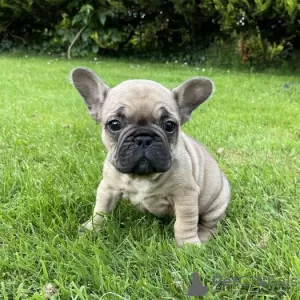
<box><xmin>107</xmin><ymin>120</ymin><xmax>122</xmax><ymax>132</ymax></box>
<box><xmin>162</xmin><ymin>120</ymin><xmax>177</xmax><ymax>133</ymax></box>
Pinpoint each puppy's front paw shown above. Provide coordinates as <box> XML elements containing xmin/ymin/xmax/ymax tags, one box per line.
<box><xmin>176</xmin><ymin>236</ymin><xmax>202</xmax><ymax>247</ymax></box>
<box><xmin>80</xmin><ymin>219</ymin><xmax>101</xmax><ymax>233</ymax></box>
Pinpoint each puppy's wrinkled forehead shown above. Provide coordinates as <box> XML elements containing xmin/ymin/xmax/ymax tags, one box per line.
<box><xmin>103</xmin><ymin>80</ymin><xmax>179</xmax><ymax>122</ymax></box>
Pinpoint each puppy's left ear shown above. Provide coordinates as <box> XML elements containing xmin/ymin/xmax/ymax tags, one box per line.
<box><xmin>70</xmin><ymin>67</ymin><xmax>110</xmax><ymax>123</ymax></box>
<box><xmin>173</xmin><ymin>77</ymin><xmax>214</xmax><ymax>124</ymax></box>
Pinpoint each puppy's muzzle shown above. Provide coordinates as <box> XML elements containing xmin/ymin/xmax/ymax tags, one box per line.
<box><xmin>113</xmin><ymin>127</ymin><xmax>172</xmax><ymax>175</ymax></box>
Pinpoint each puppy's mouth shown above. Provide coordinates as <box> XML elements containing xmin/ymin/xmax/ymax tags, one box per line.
<box><xmin>112</xmin><ymin>126</ymin><xmax>172</xmax><ymax>175</ymax></box>
<box><xmin>132</xmin><ymin>157</ymin><xmax>155</xmax><ymax>175</ymax></box>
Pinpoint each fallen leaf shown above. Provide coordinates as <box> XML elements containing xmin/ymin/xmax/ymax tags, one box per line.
<box><xmin>43</xmin><ymin>283</ymin><xmax>58</xmax><ymax>299</ymax></box>
<box><xmin>257</xmin><ymin>233</ymin><xmax>269</xmax><ymax>249</ymax></box>
<box><xmin>216</xmin><ymin>148</ymin><xmax>225</xmax><ymax>156</ymax></box>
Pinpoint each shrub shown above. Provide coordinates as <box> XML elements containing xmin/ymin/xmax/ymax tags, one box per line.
<box><xmin>0</xmin><ymin>0</ymin><xmax>299</xmax><ymax>65</ymax></box>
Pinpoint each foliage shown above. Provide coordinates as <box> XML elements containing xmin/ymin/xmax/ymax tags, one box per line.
<box><xmin>210</xmin><ymin>0</ymin><xmax>300</xmax><ymax>63</ymax></box>
<box><xmin>0</xmin><ymin>0</ymin><xmax>299</xmax><ymax>65</ymax></box>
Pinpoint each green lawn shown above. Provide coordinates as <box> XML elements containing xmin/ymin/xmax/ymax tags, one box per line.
<box><xmin>0</xmin><ymin>55</ymin><xmax>299</xmax><ymax>299</ymax></box>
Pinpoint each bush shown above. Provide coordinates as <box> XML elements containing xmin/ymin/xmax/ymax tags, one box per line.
<box><xmin>0</xmin><ymin>0</ymin><xmax>299</xmax><ymax>65</ymax></box>
<box><xmin>211</xmin><ymin>0</ymin><xmax>299</xmax><ymax>64</ymax></box>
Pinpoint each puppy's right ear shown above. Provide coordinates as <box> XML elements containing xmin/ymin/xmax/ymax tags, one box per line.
<box><xmin>70</xmin><ymin>67</ymin><xmax>110</xmax><ymax>123</ymax></box>
<box><xmin>173</xmin><ymin>77</ymin><xmax>214</xmax><ymax>124</ymax></box>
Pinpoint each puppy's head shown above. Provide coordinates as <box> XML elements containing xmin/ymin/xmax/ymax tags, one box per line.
<box><xmin>70</xmin><ymin>68</ymin><xmax>214</xmax><ymax>175</ymax></box>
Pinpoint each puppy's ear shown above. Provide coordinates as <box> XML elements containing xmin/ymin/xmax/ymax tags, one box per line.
<box><xmin>173</xmin><ymin>77</ymin><xmax>214</xmax><ymax>124</ymax></box>
<box><xmin>70</xmin><ymin>67</ymin><xmax>110</xmax><ymax>123</ymax></box>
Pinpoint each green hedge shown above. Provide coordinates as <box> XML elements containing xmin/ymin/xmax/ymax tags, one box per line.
<box><xmin>1</xmin><ymin>0</ymin><xmax>299</xmax><ymax>65</ymax></box>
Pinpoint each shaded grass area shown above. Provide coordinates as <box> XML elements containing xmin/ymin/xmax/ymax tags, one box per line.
<box><xmin>0</xmin><ymin>55</ymin><xmax>299</xmax><ymax>299</ymax></box>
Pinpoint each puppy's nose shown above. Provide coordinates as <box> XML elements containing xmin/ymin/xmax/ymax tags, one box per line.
<box><xmin>135</xmin><ymin>136</ymin><xmax>153</xmax><ymax>148</ymax></box>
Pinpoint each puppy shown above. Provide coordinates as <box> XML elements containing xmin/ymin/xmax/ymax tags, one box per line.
<box><xmin>70</xmin><ymin>68</ymin><xmax>230</xmax><ymax>246</ymax></box>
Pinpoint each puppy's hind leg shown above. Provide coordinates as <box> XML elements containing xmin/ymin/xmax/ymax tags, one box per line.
<box><xmin>81</xmin><ymin>180</ymin><xmax>121</xmax><ymax>232</ymax></box>
<box><xmin>198</xmin><ymin>175</ymin><xmax>230</xmax><ymax>243</ymax></box>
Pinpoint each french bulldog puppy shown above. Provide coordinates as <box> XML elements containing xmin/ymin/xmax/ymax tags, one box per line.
<box><xmin>70</xmin><ymin>68</ymin><xmax>230</xmax><ymax>246</ymax></box>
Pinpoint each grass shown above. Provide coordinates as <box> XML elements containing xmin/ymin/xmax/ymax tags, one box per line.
<box><xmin>0</xmin><ymin>54</ymin><xmax>299</xmax><ymax>299</ymax></box>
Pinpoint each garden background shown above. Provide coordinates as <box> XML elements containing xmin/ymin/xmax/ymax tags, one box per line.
<box><xmin>1</xmin><ymin>0</ymin><xmax>299</xmax><ymax>68</ymax></box>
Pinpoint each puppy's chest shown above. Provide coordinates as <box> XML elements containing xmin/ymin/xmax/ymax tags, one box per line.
<box><xmin>120</xmin><ymin>179</ymin><xmax>173</xmax><ymax>215</ymax></box>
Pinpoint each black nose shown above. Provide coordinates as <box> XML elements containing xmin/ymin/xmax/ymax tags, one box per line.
<box><xmin>135</xmin><ymin>136</ymin><xmax>153</xmax><ymax>148</ymax></box>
